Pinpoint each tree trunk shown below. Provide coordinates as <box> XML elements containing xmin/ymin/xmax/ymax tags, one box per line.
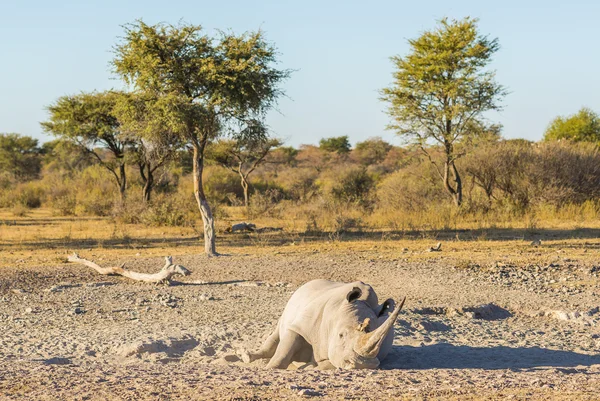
<box><xmin>240</xmin><ymin>173</ymin><xmax>249</xmax><ymax>210</ymax></box>
<box><xmin>440</xmin><ymin>138</ymin><xmax>462</xmax><ymax>207</ymax></box>
<box><xmin>450</xmin><ymin>161</ymin><xmax>463</xmax><ymax>207</ymax></box>
<box><xmin>118</xmin><ymin>163</ymin><xmax>127</xmax><ymax>200</ymax></box>
<box><xmin>442</xmin><ymin>159</ymin><xmax>462</xmax><ymax>207</ymax></box>
<box><xmin>192</xmin><ymin>143</ymin><xmax>217</xmax><ymax>256</ymax></box>
<box><xmin>142</xmin><ymin>164</ymin><xmax>154</xmax><ymax>203</ymax></box>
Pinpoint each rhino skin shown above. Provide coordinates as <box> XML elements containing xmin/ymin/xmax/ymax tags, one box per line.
<box><xmin>242</xmin><ymin>279</ymin><xmax>405</xmax><ymax>369</ymax></box>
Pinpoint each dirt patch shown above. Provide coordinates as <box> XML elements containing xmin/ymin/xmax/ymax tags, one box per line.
<box><xmin>2</xmin><ymin>249</ymin><xmax>600</xmax><ymax>399</ymax></box>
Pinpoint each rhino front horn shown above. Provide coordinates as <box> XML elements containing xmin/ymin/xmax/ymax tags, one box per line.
<box><xmin>354</xmin><ymin>297</ymin><xmax>405</xmax><ymax>359</ymax></box>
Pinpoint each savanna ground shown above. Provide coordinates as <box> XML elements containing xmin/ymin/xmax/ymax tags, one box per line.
<box><xmin>1</xmin><ymin>209</ymin><xmax>600</xmax><ymax>400</ymax></box>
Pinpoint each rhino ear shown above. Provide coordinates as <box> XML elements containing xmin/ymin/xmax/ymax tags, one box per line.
<box><xmin>346</xmin><ymin>287</ymin><xmax>362</xmax><ymax>303</ymax></box>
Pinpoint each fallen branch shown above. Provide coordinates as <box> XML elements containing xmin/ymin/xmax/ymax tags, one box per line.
<box><xmin>67</xmin><ymin>253</ymin><xmax>191</xmax><ymax>284</ymax></box>
<box><xmin>428</xmin><ymin>242</ymin><xmax>442</xmax><ymax>252</ymax></box>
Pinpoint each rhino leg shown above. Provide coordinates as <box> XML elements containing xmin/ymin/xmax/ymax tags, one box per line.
<box><xmin>315</xmin><ymin>360</ymin><xmax>336</xmax><ymax>370</ymax></box>
<box><xmin>265</xmin><ymin>330</ymin><xmax>305</xmax><ymax>369</ymax></box>
<box><xmin>242</xmin><ymin>326</ymin><xmax>280</xmax><ymax>363</ymax></box>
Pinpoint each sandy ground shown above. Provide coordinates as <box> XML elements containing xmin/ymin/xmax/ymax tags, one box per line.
<box><xmin>2</xmin><ymin>243</ymin><xmax>600</xmax><ymax>400</ymax></box>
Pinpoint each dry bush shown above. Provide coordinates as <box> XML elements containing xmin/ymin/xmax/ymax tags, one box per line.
<box><xmin>271</xmin><ymin>166</ymin><xmax>319</xmax><ymax>202</ymax></box>
<box><xmin>11</xmin><ymin>203</ymin><xmax>30</xmax><ymax>217</ymax></box>
<box><xmin>249</xmin><ymin>188</ymin><xmax>285</xmax><ymax>218</ymax></box>
<box><xmin>376</xmin><ymin>161</ymin><xmax>445</xmax><ymax>212</ymax></box>
<box><xmin>0</xmin><ymin>181</ymin><xmax>44</xmax><ymax>208</ymax></box>
<box><xmin>318</xmin><ymin>165</ymin><xmax>375</xmax><ymax>209</ymax></box>
<box><xmin>72</xmin><ymin>166</ymin><xmax>118</xmax><ymax>216</ymax></box>
<box><xmin>203</xmin><ymin>165</ymin><xmax>243</xmax><ymax>204</ymax></box>
<box><xmin>529</xmin><ymin>142</ymin><xmax>600</xmax><ymax>205</ymax></box>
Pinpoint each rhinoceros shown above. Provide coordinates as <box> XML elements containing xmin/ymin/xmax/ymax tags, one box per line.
<box><xmin>242</xmin><ymin>279</ymin><xmax>405</xmax><ymax>369</ymax></box>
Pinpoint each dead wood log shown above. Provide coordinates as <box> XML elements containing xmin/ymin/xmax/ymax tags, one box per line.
<box><xmin>225</xmin><ymin>222</ymin><xmax>283</xmax><ymax>234</ymax></box>
<box><xmin>67</xmin><ymin>254</ymin><xmax>191</xmax><ymax>284</ymax></box>
<box><xmin>226</xmin><ymin>222</ymin><xmax>257</xmax><ymax>233</ymax></box>
<box><xmin>428</xmin><ymin>242</ymin><xmax>442</xmax><ymax>252</ymax></box>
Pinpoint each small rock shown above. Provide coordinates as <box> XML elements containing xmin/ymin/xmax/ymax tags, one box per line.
<box><xmin>199</xmin><ymin>294</ymin><xmax>215</xmax><ymax>301</ymax></box>
<box><xmin>24</xmin><ymin>307</ymin><xmax>33</xmax><ymax>314</ymax></box>
<box><xmin>298</xmin><ymin>389</ymin><xmax>322</xmax><ymax>397</ymax></box>
<box><xmin>86</xmin><ymin>282</ymin><xmax>115</xmax><ymax>288</ymax></box>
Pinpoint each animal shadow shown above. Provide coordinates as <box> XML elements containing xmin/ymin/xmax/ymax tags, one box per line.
<box><xmin>382</xmin><ymin>343</ymin><xmax>600</xmax><ymax>370</ymax></box>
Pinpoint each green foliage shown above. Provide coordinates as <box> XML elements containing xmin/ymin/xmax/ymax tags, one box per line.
<box><xmin>0</xmin><ymin>133</ymin><xmax>42</xmax><ymax>181</ymax></box>
<box><xmin>544</xmin><ymin>107</ymin><xmax>600</xmax><ymax>145</ymax></box>
<box><xmin>112</xmin><ymin>21</ymin><xmax>290</xmax><ymax>145</ymax></box>
<box><xmin>319</xmin><ymin>136</ymin><xmax>351</xmax><ymax>154</ymax></box>
<box><xmin>42</xmin><ymin>91</ymin><xmax>125</xmax><ymax>156</ymax></box>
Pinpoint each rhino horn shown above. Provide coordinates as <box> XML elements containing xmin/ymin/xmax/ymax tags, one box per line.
<box><xmin>354</xmin><ymin>297</ymin><xmax>405</xmax><ymax>358</ymax></box>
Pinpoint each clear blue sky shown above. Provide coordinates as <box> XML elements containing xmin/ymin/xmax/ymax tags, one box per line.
<box><xmin>1</xmin><ymin>0</ymin><xmax>598</xmax><ymax>147</ymax></box>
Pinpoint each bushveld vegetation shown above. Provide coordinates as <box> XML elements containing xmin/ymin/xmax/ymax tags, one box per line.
<box><xmin>1</xmin><ymin>134</ymin><xmax>599</xmax><ymax>233</ymax></box>
<box><xmin>1</xmin><ymin>18</ymin><xmax>600</xmax><ymax>246</ymax></box>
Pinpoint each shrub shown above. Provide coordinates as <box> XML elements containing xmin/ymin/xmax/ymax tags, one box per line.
<box><xmin>0</xmin><ymin>181</ymin><xmax>44</xmax><ymax>208</ymax></box>
<box><xmin>203</xmin><ymin>165</ymin><xmax>243</xmax><ymax>204</ymax></box>
<box><xmin>249</xmin><ymin>188</ymin><xmax>285</xmax><ymax>218</ymax></box>
<box><xmin>376</xmin><ymin>161</ymin><xmax>445</xmax><ymax>212</ymax></box>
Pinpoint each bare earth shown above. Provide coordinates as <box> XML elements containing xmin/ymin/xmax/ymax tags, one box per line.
<box><xmin>1</xmin><ymin>241</ymin><xmax>600</xmax><ymax>400</ymax></box>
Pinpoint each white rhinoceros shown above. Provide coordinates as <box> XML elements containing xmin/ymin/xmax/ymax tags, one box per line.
<box><xmin>242</xmin><ymin>279</ymin><xmax>405</xmax><ymax>369</ymax></box>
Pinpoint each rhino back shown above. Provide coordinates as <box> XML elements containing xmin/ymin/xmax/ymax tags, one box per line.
<box><xmin>280</xmin><ymin>280</ymin><xmax>379</xmax><ymax>337</ymax></box>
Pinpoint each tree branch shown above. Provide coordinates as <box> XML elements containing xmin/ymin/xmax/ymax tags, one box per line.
<box><xmin>67</xmin><ymin>253</ymin><xmax>191</xmax><ymax>284</ymax></box>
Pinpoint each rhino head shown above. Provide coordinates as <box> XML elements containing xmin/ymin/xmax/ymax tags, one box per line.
<box><xmin>326</xmin><ymin>287</ymin><xmax>405</xmax><ymax>369</ymax></box>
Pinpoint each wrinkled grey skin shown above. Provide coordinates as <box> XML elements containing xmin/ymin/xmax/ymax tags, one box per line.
<box><xmin>242</xmin><ymin>279</ymin><xmax>404</xmax><ymax>369</ymax></box>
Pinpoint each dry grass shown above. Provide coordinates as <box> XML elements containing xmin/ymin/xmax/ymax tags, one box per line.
<box><xmin>1</xmin><ymin>208</ymin><xmax>600</xmax><ymax>272</ymax></box>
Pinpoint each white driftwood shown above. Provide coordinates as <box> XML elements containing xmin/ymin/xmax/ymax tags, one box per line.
<box><xmin>67</xmin><ymin>254</ymin><xmax>191</xmax><ymax>284</ymax></box>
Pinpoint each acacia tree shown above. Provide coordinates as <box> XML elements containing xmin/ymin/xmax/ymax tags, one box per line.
<box><xmin>319</xmin><ymin>136</ymin><xmax>351</xmax><ymax>154</ymax></box>
<box><xmin>0</xmin><ymin>133</ymin><xmax>42</xmax><ymax>181</ymax></box>
<box><xmin>381</xmin><ymin>17</ymin><xmax>506</xmax><ymax>206</ymax></box>
<box><xmin>207</xmin><ymin>124</ymin><xmax>281</xmax><ymax>209</ymax></box>
<box><xmin>41</xmin><ymin>91</ymin><xmax>130</xmax><ymax>199</ymax></box>
<box><xmin>112</xmin><ymin>21</ymin><xmax>289</xmax><ymax>255</ymax></box>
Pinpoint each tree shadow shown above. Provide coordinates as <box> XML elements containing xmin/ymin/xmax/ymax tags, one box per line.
<box><xmin>382</xmin><ymin>343</ymin><xmax>600</xmax><ymax>370</ymax></box>
<box><xmin>2</xmin><ymin>227</ymin><xmax>600</xmax><ymax>251</ymax></box>
<box><xmin>171</xmin><ymin>279</ymin><xmax>249</xmax><ymax>286</ymax></box>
